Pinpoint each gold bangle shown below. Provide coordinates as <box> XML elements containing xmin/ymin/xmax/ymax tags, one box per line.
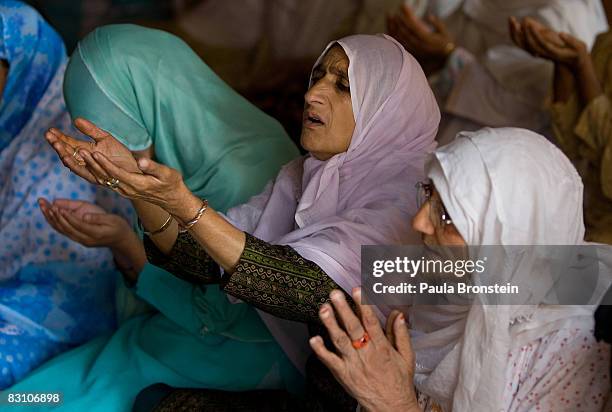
<box><xmin>140</xmin><ymin>214</ymin><xmax>173</xmax><ymax>236</ymax></box>
<box><xmin>178</xmin><ymin>199</ymin><xmax>209</xmax><ymax>234</ymax></box>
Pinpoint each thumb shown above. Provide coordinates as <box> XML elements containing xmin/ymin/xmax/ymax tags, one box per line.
<box><xmin>138</xmin><ymin>157</ymin><xmax>170</xmax><ymax>179</ymax></box>
<box><xmin>559</xmin><ymin>33</ymin><xmax>585</xmax><ymax>51</ymax></box>
<box><xmin>427</xmin><ymin>14</ymin><xmax>448</xmax><ymax>35</ymax></box>
<box><xmin>74</xmin><ymin>118</ymin><xmax>110</xmax><ymax>142</ymax></box>
<box><xmin>393</xmin><ymin>313</ymin><xmax>414</xmax><ymax>367</ymax></box>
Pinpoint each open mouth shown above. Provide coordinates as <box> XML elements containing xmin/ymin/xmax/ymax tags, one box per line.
<box><xmin>303</xmin><ymin>112</ymin><xmax>325</xmax><ymax>127</ymax></box>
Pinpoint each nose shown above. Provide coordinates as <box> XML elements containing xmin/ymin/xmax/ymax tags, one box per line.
<box><xmin>304</xmin><ymin>78</ymin><xmax>328</xmax><ymax>106</ymax></box>
<box><xmin>411</xmin><ymin>202</ymin><xmax>435</xmax><ymax>236</ymax></box>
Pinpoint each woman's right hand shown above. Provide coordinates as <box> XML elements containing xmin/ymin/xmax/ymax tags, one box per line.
<box><xmin>45</xmin><ymin>117</ymin><xmax>141</xmax><ymax>186</ymax></box>
<box><xmin>39</xmin><ymin>198</ymin><xmax>146</xmax><ymax>283</ymax></box>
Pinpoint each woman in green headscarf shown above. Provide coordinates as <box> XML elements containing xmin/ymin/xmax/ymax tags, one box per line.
<box><xmin>11</xmin><ymin>24</ymin><xmax>301</xmax><ymax>411</ymax></box>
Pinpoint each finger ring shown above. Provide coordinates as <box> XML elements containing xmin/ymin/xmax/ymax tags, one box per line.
<box><xmin>72</xmin><ymin>148</ymin><xmax>85</xmax><ymax>166</ymax></box>
<box><xmin>351</xmin><ymin>332</ymin><xmax>370</xmax><ymax>350</ymax></box>
<box><xmin>105</xmin><ymin>177</ymin><xmax>120</xmax><ymax>189</ymax></box>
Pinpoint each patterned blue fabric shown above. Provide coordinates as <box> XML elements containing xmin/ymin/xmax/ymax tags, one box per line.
<box><xmin>0</xmin><ymin>0</ymin><xmax>65</xmax><ymax>152</ymax></box>
<box><xmin>0</xmin><ymin>2</ymin><xmax>133</xmax><ymax>388</ymax></box>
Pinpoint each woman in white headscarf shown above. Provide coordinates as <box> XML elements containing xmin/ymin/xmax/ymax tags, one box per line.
<box><xmin>388</xmin><ymin>0</ymin><xmax>608</xmax><ymax>145</ymax></box>
<box><xmin>40</xmin><ymin>30</ymin><xmax>439</xmax><ymax>411</ymax></box>
<box><xmin>406</xmin><ymin>127</ymin><xmax>611</xmax><ymax>411</ymax></box>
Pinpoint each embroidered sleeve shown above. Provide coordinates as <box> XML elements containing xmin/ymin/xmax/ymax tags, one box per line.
<box><xmin>222</xmin><ymin>233</ymin><xmax>341</xmax><ymax>322</ymax></box>
<box><xmin>143</xmin><ymin>232</ymin><xmax>220</xmax><ymax>284</ymax></box>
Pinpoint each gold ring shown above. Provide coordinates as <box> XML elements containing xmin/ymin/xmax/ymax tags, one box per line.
<box><xmin>105</xmin><ymin>177</ymin><xmax>120</xmax><ymax>189</ymax></box>
<box><xmin>72</xmin><ymin>147</ymin><xmax>85</xmax><ymax>166</ymax></box>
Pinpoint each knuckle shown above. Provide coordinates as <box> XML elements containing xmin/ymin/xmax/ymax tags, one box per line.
<box><xmin>363</xmin><ymin>312</ymin><xmax>379</xmax><ymax>328</ymax></box>
<box><xmin>333</xmin><ymin>334</ymin><xmax>351</xmax><ymax>349</ymax></box>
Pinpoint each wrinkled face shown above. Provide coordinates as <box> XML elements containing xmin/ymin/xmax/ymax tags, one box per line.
<box><xmin>300</xmin><ymin>45</ymin><xmax>355</xmax><ymax>161</ymax></box>
<box><xmin>412</xmin><ymin>185</ymin><xmax>466</xmax><ymax>247</ymax></box>
<box><xmin>0</xmin><ymin>60</ymin><xmax>8</xmax><ymax>101</ymax></box>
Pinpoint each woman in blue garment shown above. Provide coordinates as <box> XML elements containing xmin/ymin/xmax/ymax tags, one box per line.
<box><xmin>7</xmin><ymin>23</ymin><xmax>301</xmax><ymax>411</ymax></box>
<box><xmin>0</xmin><ymin>1</ymin><xmax>132</xmax><ymax>388</ymax></box>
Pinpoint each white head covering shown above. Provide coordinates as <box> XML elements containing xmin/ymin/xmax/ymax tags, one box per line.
<box><xmin>410</xmin><ymin>127</ymin><xmax>612</xmax><ymax>411</ymax></box>
<box><xmin>226</xmin><ymin>33</ymin><xmax>440</xmax><ymax>370</ymax></box>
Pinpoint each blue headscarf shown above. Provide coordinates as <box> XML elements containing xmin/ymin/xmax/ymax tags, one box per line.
<box><xmin>0</xmin><ymin>0</ymin><xmax>65</xmax><ymax>151</ymax></box>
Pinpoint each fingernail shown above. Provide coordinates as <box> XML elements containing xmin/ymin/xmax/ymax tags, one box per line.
<box><xmin>309</xmin><ymin>336</ymin><xmax>321</xmax><ymax>346</ymax></box>
<box><xmin>330</xmin><ymin>290</ymin><xmax>343</xmax><ymax>301</ymax></box>
<box><xmin>352</xmin><ymin>287</ymin><xmax>362</xmax><ymax>299</ymax></box>
<box><xmin>398</xmin><ymin>313</ymin><xmax>406</xmax><ymax>324</ymax></box>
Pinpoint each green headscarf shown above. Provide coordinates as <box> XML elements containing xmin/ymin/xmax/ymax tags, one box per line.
<box><xmin>63</xmin><ymin>24</ymin><xmax>300</xmax><ymax>342</ymax></box>
<box><xmin>63</xmin><ymin>24</ymin><xmax>299</xmax><ymax>212</ymax></box>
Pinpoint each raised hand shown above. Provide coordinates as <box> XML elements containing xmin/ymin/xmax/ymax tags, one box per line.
<box><xmin>509</xmin><ymin>17</ymin><xmax>588</xmax><ymax>69</ymax></box>
<box><xmin>309</xmin><ymin>288</ymin><xmax>420</xmax><ymax>412</ymax></box>
<box><xmin>45</xmin><ymin>118</ymin><xmax>140</xmax><ymax>186</ymax></box>
<box><xmin>387</xmin><ymin>5</ymin><xmax>454</xmax><ymax>74</ymax></box>
<box><xmin>80</xmin><ymin>152</ymin><xmax>195</xmax><ymax>219</ymax></box>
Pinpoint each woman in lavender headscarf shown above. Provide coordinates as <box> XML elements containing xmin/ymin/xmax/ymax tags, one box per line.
<box><xmin>42</xmin><ymin>29</ymin><xmax>439</xmax><ymax>410</ymax></box>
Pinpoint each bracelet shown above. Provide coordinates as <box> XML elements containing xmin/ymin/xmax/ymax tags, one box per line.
<box><xmin>178</xmin><ymin>199</ymin><xmax>209</xmax><ymax>233</ymax></box>
<box><xmin>139</xmin><ymin>214</ymin><xmax>173</xmax><ymax>236</ymax></box>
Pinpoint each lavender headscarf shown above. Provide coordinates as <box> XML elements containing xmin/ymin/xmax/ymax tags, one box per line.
<box><xmin>226</xmin><ymin>33</ymin><xmax>440</xmax><ymax>370</ymax></box>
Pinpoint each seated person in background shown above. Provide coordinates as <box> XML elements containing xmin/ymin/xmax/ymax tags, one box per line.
<box><xmin>510</xmin><ymin>4</ymin><xmax>612</xmax><ymax>245</ymax></box>
<box><xmin>510</xmin><ymin>2</ymin><xmax>612</xmax><ymax>386</ymax></box>
<box><xmin>0</xmin><ymin>0</ymin><xmax>131</xmax><ymax>389</ymax></box>
<box><xmin>387</xmin><ymin>0</ymin><xmax>607</xmax><ymax>145</ymax></box>
<box><xmin>141</xmin><ymin>128</ymin><xmax>611</xmax><ymax>411</ymax></box>
<box><xmin>27</xmin><ymin>28</ymin><xmax>439</xmax><ymax>411</ymax></box>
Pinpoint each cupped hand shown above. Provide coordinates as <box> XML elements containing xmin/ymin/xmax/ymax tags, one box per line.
<box><xmin>45</xmin><ymin>118</ymin><xmax>140</xmax><ymax>186</ymax></box>
<box><xmin>509</xmin><ymin>17</ymin><xmax>588</xmax><ymax>68</ymax></box>
<box><xmin>309</xmin><ymin>288</ymin><xmax>419</xmax><ymax>412</ymax></box>
<box><xmin>81</xmin><ymin>152</ymin><xmax>195</xmax><ymax>219</ymax></box>
<box><xmin>387</xmin><ymin>5</ymin><xmax>454</xmax><ymax>72</ymax></box>
<box><xmin>38</xmin><ymin>198</ymin><xmax>131</xmax><ymax>248</ymax></box>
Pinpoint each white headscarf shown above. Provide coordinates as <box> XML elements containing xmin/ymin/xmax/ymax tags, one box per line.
<box><xmin>226</xmin><ymin>33</ymin><xmax>440</xmax><ymax>370</ymax></box>
<box><xmin>410</xmin><ymin>127</ymin><xmax>612</xmax><ymax>411</ymax></box>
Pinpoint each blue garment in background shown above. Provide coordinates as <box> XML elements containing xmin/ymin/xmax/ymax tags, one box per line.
<box><xmin>0</xmin><ymin>1</ymin><xmax>133</xmax><ymax>388</ymax></box>
<box><xmin>0</xmin><ymin>0</ymin><xmax>65</xmax><ymax>151</ymax></box>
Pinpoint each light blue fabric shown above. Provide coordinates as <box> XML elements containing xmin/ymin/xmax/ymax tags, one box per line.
<box><xmin>0</xmin><ymin>2</ymin><xmax>133</xmax><ymax>389</ymax></box>
<box><xmin>0</xmin><ymin>0</ymin><xmax>65</xmax><ymax>151</ymax></box>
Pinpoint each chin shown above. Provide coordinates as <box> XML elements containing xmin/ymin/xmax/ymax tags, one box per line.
<box><xmin>300</xmin><ymin>132</ymin><xmax>315</xmax><ymax>153</ymax></box>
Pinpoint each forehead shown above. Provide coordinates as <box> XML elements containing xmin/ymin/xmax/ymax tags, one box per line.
<box><xmin>320</xmin><ymin>45</ymin><xmax>349</xmax><ymax>71</ymax></box>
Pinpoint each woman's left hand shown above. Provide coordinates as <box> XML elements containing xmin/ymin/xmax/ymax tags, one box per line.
<box><xmin>83</xmin><ymin>152</ymin><xmax>198</xmax><ymax>220</ymax></box>
<box><xmin>309</xmin><ymin>288</ymin><xmax>420</xmax><ymax>412</ymax></box>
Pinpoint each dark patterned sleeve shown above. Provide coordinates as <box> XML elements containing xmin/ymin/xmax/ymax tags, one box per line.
<box><xmin>221</xmin><ymin>233</ymin><xmax>342</xmax><ymax>323</ymax></box>
<box><xmin>143</xmin><ymin>232</ymin><xmax>221</xmax><ymax>284</ymax></box>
